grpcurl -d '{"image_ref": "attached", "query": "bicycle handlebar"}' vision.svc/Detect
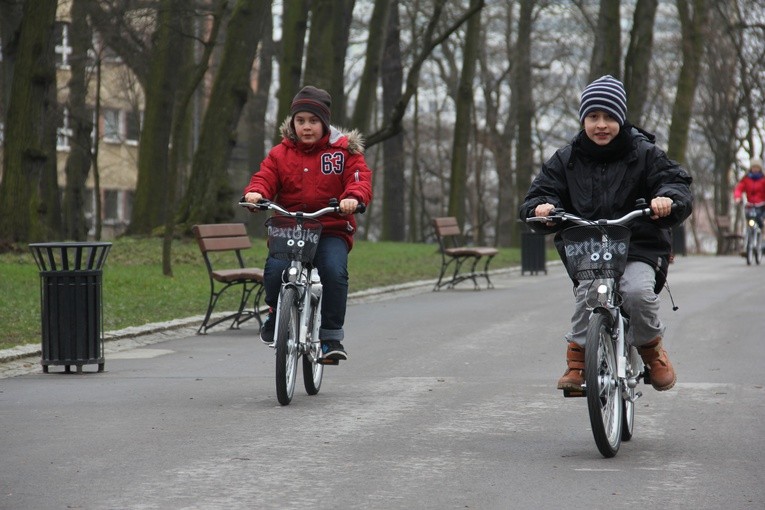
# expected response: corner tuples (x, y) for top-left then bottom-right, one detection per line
(526, 207), (654, 227)
(238, 199), (366, 218)
(526, 199), (681, 227)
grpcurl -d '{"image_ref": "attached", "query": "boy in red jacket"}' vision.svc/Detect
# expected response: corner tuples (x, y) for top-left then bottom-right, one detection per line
(734, 158), (765, 229)
(243, 86), (373, 361)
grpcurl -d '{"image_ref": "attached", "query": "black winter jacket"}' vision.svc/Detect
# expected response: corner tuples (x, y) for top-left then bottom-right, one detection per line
(519, 126), (693, 289)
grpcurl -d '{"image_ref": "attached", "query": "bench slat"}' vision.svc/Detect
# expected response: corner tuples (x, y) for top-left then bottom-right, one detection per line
(193, 223), (247, 238)
(198, 236), (252, 252)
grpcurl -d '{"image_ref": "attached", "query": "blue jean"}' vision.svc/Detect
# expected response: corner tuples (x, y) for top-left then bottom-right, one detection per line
(263, 235), (349, 342)
(564, 260), (665, 348)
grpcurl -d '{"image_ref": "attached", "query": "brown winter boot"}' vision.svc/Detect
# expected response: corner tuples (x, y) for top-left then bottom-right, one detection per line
(557, 342), (585, 395)
(638, 337), (676, 391)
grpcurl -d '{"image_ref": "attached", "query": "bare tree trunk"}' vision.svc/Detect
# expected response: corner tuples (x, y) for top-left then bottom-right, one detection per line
(92, 56), (103, 240)
(409, 88), (422, 242)
(162, 0), (227, 276)
(485, 1), (516, 248)
(350, 0), (391, 132)
(0, 0), (24, 117)
(177, 0), (268, 230)
(273, 0), (308, 142)
(128, 0), (186, 235)
(623, 0), (657, 125)
(512, 0), (534, 249)
(249, 2), (273, 167)
(303, 0), (354, 125)
(381, 2), (405, 241)
(447, 0), (483, 228)
(588, 0), (621, 80)
(667, 0), (710, 165)
(0, 0), (59, 246)
(62, 0), (94, 241)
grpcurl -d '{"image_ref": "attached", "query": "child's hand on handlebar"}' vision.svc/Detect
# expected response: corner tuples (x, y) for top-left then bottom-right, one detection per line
(339, 198), (359, 215)
(244, 192), (263, 204)
(534, 203), (557, 226)
(650, 197), (673, 219)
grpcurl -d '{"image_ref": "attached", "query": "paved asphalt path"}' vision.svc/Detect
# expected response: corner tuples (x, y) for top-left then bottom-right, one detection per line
(1, 256), (763, 510)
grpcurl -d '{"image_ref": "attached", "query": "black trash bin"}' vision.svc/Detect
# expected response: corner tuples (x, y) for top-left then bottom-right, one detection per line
(29, 242), (112, 373)
(521, 231), (547, 275)
(672, 224), (687, 257)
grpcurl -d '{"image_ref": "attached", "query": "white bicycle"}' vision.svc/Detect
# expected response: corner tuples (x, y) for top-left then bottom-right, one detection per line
(240, 199), (363, 405)
(527, 203), (667, 457)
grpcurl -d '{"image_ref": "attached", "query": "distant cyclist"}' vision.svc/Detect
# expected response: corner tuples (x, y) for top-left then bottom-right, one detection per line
(519, 75), (693, 393)
(733, 158), (765, 228)
(243, 86), (373, 361)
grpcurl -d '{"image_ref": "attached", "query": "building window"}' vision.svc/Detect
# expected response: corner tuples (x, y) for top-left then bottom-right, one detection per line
(102, 109), (120, 143)
(57, 108), (73, 150)
(104, 189), (120, 221)
(125, 110), (141, 144)
(54, 22), (72, 68)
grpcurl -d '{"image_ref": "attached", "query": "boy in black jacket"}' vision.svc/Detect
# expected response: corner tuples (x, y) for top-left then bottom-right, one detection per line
(519, 75), (693, 393)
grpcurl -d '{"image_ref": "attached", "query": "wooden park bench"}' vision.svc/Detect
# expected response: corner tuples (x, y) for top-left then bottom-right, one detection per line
(192, 223), (265, 334)
(716, 215), (744, 255)
(432, 217), (498, 291)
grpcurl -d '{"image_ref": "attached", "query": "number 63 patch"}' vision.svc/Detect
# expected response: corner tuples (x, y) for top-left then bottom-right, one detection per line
(321, 152), (345, 174)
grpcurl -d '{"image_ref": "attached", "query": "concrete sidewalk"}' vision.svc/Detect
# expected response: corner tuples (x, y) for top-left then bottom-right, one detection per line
(1, 268), (523, 378)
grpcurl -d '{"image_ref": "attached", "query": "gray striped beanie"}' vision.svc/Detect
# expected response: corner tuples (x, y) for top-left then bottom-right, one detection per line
(578, 75), (627, 126)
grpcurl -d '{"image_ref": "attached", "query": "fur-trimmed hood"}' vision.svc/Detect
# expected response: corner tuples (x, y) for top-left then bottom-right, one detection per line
(279, 117), (366, 155)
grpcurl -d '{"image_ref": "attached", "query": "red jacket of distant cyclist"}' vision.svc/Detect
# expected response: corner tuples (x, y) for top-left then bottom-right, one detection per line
(244, 119), (373, 250)
(733, 171), (765, 205)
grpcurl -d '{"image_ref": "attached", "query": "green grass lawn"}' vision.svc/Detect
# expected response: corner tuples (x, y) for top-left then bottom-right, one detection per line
(0, 237), (549, 350)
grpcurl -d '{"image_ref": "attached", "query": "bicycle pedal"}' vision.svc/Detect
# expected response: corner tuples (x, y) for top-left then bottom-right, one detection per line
(562, 389), (585, 398)
(318, 358), (339, 366)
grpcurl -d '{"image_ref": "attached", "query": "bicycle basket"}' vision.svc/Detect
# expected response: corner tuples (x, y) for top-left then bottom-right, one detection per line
(265, 215), (323, 262)
(559, 224), (631, 280)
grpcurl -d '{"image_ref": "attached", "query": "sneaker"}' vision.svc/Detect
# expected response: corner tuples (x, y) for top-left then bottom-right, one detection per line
(260, 309), (275, 344)
(321, 341), (347, 361)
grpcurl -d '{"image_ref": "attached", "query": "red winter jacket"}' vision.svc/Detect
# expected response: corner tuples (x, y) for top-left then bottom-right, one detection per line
(244, 119), (373, 250)
(733, 172), (765, 205)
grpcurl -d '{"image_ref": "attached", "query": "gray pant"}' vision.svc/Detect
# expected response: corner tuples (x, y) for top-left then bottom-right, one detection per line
(564, 260), (665, 348)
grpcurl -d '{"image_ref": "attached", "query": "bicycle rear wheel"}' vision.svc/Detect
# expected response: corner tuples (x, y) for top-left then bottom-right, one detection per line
(303, 291), (323, 395)
(585, 313), (623, 458)
(275, 287), (299, 405)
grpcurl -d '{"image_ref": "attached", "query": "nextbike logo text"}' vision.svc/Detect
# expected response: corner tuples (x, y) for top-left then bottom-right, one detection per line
(565, 239), (628, 262)
(268, 225), (320, 245)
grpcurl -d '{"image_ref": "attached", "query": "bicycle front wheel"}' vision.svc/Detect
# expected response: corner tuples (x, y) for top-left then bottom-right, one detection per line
(585, 313), (623, 458)
(621, 346), (640, 442)
(275, 287), (299, 405)
(754, 229), (762, 265)
(746, 228), (754, 265)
